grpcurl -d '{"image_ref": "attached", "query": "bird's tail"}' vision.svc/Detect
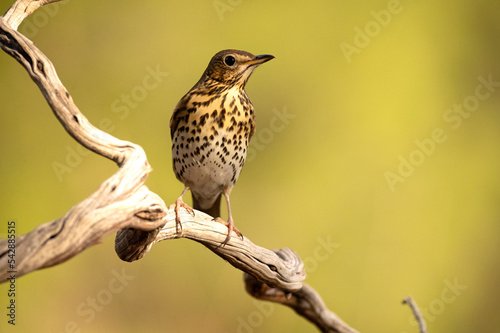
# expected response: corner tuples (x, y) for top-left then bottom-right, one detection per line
(192, 192), (221, 218)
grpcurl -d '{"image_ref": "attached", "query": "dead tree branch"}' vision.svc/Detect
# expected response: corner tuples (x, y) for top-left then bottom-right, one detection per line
(0, 1), (359, 332)
(116, 207), (358, 333)
(0, 0), (168, 280)
(244, 274), (359, 333)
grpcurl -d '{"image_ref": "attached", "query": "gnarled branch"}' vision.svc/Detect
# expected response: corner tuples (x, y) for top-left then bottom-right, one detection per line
(0, 1), (359, 332)
(116, 208), (358, 333)
(0, 1), (168, 280)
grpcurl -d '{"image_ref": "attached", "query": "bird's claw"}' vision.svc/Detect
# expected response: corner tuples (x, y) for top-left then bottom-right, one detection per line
(213, 217), (243, 246)
(174, 198), (194, 235)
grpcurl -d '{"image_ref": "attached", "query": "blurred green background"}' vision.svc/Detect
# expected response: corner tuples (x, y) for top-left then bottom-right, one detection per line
(1, 0), (499, 332)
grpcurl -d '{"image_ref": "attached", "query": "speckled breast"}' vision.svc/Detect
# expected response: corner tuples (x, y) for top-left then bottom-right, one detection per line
(172, 87), (255, 198)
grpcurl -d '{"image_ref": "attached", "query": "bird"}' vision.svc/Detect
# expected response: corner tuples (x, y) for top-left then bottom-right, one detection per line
(170, 49), (274, 245)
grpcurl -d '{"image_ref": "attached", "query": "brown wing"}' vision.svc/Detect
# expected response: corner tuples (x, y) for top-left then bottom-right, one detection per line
(169, 96), (191, 139)
(247, 104), (256, 140)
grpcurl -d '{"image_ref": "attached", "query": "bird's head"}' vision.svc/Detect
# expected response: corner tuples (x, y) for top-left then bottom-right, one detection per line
(200, 49), (274, 89)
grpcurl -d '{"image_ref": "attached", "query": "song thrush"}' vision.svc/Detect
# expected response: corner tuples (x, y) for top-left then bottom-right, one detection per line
(170, 49), (274, 245)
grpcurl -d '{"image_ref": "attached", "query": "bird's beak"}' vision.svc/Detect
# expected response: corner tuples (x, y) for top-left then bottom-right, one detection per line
(244, 54), (275, 67)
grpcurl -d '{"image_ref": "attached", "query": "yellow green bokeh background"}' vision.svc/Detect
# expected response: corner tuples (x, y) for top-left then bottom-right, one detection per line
(1, 0), (500, 332)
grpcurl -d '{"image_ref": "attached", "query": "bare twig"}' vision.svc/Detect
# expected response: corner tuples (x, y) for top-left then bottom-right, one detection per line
(403, 296), (428, 333)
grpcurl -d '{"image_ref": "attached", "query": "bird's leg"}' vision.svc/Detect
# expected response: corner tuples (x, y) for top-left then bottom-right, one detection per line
(174, 186), (195, 234)
(213, 192), (243, 246)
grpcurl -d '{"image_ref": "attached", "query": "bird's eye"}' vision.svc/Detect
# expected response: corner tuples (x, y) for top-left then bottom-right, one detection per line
(224, 55), (236, 66)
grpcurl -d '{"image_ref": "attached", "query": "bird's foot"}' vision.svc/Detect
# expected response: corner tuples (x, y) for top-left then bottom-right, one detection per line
(213, 217), (243, 246)
(174, 198), (195, 235)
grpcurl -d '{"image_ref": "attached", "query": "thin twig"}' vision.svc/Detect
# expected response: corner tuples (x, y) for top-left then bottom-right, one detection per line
(403, 296), (428, 333)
